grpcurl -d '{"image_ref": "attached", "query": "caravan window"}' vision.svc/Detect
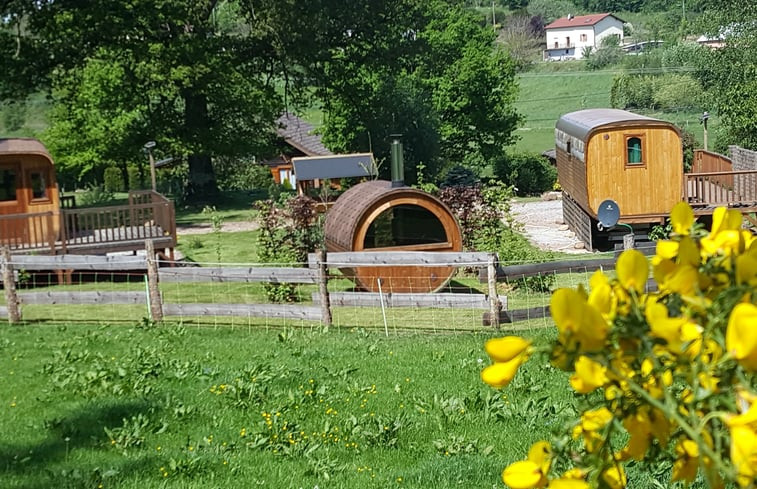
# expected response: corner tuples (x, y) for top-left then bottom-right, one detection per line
(0, 166), (18, 202)
(30, 171), (49, 200)
(626, 136), (644, 166)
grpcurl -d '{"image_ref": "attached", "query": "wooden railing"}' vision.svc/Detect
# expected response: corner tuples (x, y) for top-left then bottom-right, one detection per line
(691, 149), (733, 173)
(0, 211), (57, 252)
(1, 191), (176, 255)
(685, 170), (757, 205)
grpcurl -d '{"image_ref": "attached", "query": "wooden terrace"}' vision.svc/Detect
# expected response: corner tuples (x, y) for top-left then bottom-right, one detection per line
(685, 150), (757, 226)
(0, 190), (176, 258)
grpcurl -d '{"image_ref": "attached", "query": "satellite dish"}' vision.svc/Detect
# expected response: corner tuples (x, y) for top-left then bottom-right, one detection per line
(597, 199), (620, 231)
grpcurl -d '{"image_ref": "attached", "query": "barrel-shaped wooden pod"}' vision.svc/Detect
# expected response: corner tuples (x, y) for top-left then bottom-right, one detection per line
(324, 180), (462, 293)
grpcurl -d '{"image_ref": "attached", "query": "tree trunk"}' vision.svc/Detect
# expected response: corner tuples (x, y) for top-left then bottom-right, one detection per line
(183, 90), (219, 201)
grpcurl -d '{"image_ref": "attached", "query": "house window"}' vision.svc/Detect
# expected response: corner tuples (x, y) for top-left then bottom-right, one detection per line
(29, 170), (48, 200)
(626, 136), (644, 165)
(554, 41), (558, 48)
(0, 167), (18, 202)
(580, 33), (587, 42)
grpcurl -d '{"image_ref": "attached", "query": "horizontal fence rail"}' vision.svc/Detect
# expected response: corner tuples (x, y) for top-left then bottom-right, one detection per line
(1, 244), (630, 329)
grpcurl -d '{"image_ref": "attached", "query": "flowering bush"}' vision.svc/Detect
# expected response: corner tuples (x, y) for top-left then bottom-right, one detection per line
(482, 203), (757, 488)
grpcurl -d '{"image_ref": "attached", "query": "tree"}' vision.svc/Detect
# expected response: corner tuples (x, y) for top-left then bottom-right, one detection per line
(694, 1), (757, 149)
(0, 1), (284, 199)
(286, 0), (522, 183)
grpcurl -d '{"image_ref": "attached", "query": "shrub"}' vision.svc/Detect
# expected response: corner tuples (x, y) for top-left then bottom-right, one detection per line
(254, 195), (322, 302)
(438, 180), (555, 292)
(103, 166), (124, 193)
(127, 165), (141, 190)
(78, 183), (114, 206)
(481, 203), (757, 488)
(492, 152), (557, 196)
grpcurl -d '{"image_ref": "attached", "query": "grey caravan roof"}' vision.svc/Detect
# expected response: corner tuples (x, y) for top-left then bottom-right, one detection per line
(556, 109), (669, 142)
(292, 153), (377, 181)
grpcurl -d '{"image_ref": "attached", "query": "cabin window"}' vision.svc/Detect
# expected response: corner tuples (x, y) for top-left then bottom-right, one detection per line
(364, 204), (447, 248)
(29, 171), (48, 200)
(0, 167), (18, 202)
(626, 136), (644, 166)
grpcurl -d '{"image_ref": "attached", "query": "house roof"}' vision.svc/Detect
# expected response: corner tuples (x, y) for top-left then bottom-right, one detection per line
(0, 138), (53, 162)
(276, 113), (332, 157)
(545, 13), (622, 30)
(292, 153), (377, 181)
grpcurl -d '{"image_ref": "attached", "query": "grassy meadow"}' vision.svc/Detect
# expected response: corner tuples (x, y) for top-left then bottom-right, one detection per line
(1, 322), (573, 489)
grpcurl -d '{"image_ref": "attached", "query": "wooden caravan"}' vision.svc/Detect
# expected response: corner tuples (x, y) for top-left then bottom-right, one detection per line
(0, 138), (177, 258)
(555, 109), (683, 249)
(324, 180), (462, 293)
(0, 138), (61, 247)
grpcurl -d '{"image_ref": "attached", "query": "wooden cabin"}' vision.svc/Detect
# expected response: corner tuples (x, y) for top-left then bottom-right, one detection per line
(556, 109), (757, 249)
(0, 138), (176, 258)
(0, 138), (61, 245)
(556, 109), (684, 248)
(324, 180), (462, 293)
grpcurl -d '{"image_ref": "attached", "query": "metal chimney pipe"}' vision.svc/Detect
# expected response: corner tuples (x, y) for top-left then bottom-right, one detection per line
(390, 134), (405, 187)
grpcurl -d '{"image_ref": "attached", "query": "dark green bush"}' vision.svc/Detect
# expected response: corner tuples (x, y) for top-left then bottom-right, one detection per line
(492, 152), (557, 196)
(103, 166), (124, 193)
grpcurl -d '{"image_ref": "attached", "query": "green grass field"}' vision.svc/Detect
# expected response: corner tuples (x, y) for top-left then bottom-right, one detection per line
(0, 323), (566, 488)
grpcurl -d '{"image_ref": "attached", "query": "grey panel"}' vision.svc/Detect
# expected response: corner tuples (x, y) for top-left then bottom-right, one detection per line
(293, 154), (377, 180)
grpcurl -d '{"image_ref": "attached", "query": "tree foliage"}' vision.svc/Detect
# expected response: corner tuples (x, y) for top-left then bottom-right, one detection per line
(693, 0), (757, 149)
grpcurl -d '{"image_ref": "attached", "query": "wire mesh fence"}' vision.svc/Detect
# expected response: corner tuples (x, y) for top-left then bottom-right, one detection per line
(1, 248), (618, 334)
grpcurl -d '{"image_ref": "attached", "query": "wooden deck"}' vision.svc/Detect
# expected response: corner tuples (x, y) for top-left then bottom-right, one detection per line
(0, 190), (176, 257)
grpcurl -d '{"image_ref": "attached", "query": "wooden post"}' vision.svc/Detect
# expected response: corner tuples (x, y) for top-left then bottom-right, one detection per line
(145, 240), (163, 322)
(487, 253), (501, 329)
(317, 249), (332, 328)
(1, 247), (21, 324)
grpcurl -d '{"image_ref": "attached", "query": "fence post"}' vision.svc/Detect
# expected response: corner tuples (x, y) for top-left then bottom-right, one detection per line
(317, 249), (332, 328)
(1, 247), (21, 324)
(487, 253), (501, 329)
(145, 240), (163, 322)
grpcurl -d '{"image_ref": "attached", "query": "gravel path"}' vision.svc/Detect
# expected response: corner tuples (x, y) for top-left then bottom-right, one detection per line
(510, 195), (588, 254)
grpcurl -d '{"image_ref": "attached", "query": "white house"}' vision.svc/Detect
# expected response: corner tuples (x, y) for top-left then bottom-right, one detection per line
(544, 13), (624, 61)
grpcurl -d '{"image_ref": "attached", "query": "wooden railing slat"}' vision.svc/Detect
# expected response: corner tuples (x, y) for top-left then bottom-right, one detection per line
(162, 303), (321, 321)
(159, 267), (319, 283)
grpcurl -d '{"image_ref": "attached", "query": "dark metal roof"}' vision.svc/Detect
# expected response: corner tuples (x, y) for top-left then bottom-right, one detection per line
(292, 153), (377, 181)
(276, 113), (332, 157)
(556, 109), (672, 142)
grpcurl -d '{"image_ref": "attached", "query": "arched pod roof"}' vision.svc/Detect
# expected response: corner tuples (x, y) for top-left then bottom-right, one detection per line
(324, 180), (461, 252)
(556, 109), (680, 143)
(0, 138), (55, 163)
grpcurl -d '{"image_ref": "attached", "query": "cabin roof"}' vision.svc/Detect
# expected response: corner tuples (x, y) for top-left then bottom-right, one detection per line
(0, 138), (54, 161)
(276, 113), (332, 157)
(556, 109), (674, 142)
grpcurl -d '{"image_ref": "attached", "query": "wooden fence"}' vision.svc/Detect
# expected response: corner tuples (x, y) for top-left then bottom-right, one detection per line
(1, 243), (624, 329)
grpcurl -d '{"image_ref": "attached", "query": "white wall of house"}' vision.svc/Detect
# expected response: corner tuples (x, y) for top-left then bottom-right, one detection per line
(544, 16), (624, 60)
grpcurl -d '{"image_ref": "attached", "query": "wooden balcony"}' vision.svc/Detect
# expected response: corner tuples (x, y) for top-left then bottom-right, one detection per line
(0, 190), (176, 257)
(686, 150), (757, 210)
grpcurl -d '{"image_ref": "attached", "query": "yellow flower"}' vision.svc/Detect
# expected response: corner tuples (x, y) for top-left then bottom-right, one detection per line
(601, 464), (627, 489)
(551, 289), (609, 352)
(485, 336), (531, 363)
(726, 303), (757, 371)
(728, 425), (757, 486)
(736, 253), (757, 285)
(620, 409), (652, 461)
(569, 356), (608, 394)
(527, 441), (552, 475)
(670, 201), (694, 235)
(615, 249), (648, 293)
(481, 355), (526, 389)
(547, 479), (589, 489)
(502, 460), (546, 489)
(572, 407), (613, 453)
(671, 438), (699, 482)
